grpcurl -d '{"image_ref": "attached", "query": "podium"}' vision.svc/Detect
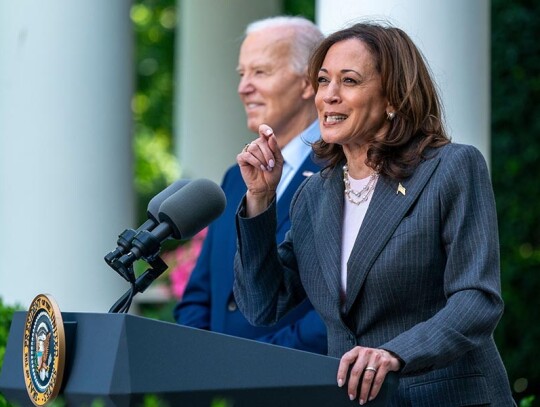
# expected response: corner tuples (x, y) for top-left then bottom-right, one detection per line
(1, 312), (398, 406)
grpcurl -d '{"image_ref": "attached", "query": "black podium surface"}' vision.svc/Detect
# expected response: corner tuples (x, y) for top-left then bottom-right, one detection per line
(0, 312), (398, 406)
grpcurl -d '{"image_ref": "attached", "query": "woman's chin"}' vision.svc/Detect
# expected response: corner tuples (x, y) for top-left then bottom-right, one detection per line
(321, 133), (342, 145)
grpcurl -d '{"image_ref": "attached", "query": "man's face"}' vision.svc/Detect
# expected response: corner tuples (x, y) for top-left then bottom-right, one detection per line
(237, 28), (308, 136)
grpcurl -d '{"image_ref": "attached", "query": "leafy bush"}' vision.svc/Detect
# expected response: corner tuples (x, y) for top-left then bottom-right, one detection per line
(521, 396), (537, 407)
(492, 0), (540, 402)
(0, 297), (20, 407)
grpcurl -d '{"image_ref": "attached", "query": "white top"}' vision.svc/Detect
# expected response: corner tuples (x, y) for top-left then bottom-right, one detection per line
(340, 174), (378, 293)
(276, 120), (319, 200)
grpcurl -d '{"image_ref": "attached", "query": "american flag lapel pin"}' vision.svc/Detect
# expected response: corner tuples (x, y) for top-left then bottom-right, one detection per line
(397, 182), (406, 196)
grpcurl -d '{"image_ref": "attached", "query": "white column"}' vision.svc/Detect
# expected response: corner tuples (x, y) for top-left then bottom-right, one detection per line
(316, 0), (490, 161)
(175, 0), (281, 183)
(0, 0), (134, 312)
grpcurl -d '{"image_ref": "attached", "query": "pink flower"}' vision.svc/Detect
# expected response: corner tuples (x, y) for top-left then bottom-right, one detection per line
(165, 228), (207, 299)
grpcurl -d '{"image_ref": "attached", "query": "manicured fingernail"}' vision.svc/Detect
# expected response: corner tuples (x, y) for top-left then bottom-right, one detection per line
(337, 378), (343, 387)
(349, 394), (354, 401)
(266, 165), (273, 171)
(265, 128), (272, 136)
(359, 399), (365, 405)
(260, 164), (266, 171)
(269, 159), (275, 168)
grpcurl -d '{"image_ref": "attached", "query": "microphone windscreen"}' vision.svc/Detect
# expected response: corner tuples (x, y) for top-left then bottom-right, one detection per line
(158, 178), (226, 240)
(147, 179), (191, 222)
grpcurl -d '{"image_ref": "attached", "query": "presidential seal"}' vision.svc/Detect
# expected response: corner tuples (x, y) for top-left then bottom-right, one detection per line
(23, 294), (66, 406)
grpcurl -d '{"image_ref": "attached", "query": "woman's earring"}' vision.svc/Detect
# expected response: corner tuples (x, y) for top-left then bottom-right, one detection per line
(387, 111), (396, 121)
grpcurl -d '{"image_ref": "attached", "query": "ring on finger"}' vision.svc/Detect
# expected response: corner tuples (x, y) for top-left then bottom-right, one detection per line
(364, 366), (377, 373)
(242, 143), (251, 153)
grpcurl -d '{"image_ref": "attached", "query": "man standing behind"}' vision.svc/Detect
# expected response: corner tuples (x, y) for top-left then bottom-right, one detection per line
(173, 16), (327, 354)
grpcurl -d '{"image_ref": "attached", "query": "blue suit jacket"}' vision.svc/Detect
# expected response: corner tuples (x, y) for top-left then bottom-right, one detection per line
(174, 155), (327, 354)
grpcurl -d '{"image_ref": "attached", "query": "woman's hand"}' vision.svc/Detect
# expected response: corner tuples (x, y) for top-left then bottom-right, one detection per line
(337, 346), (401, 405)
(237, 124), (283, 217)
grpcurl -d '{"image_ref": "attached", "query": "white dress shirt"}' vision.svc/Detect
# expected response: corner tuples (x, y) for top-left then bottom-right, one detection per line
(276, 120), (320, 200)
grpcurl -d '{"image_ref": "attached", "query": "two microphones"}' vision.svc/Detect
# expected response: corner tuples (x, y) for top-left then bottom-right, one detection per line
(104, 178), (226, 312)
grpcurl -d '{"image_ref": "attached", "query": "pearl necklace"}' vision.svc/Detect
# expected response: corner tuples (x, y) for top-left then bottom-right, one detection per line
(342, 164), (378, 205)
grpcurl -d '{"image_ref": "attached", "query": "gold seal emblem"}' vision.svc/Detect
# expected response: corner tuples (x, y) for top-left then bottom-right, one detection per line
(23, 294), (66, 406)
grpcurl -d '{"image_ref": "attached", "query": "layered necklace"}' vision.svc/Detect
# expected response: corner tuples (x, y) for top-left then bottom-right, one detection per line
(342, 164), (379, 205)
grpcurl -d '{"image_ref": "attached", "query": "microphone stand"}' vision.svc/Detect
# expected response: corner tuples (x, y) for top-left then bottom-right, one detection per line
(108, 255), (169, 313)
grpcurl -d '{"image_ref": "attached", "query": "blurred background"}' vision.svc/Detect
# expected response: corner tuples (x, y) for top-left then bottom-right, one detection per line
(0, 0), (538, 404)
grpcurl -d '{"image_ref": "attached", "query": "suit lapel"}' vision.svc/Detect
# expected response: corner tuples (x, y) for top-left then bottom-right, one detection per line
(343, 155), (442, 314)
(311, 166), (344, 301)
(223, 166), (249, 293)
(277, 155), (321, 232)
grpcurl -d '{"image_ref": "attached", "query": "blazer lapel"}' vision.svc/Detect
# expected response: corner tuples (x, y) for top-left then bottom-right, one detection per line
(343, 155), (442, 314)
(311, 166), (344, 302)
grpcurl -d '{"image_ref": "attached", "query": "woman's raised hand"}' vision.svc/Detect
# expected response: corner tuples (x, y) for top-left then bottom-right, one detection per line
(237, 124), (284, 217)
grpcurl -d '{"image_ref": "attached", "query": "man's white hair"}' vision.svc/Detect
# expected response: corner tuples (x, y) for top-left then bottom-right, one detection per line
(245, 16), (324, 74)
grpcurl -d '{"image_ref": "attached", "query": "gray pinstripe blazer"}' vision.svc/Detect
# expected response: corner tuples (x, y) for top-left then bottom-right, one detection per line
(234, 143), (514, 406)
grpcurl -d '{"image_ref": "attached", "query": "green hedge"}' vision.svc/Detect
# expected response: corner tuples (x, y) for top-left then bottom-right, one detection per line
(492, 0), (540, 402)
(0, 298), (19, 407)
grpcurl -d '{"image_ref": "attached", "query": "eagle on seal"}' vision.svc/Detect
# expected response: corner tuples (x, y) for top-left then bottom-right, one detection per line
(35, 331), (51, 381)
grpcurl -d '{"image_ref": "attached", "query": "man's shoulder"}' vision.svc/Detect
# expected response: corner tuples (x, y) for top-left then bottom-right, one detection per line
(220, 163), (247, 196)
(223, 162), (241, 177)
(221, 163), (243, 184)
(300, 152), (323, 172)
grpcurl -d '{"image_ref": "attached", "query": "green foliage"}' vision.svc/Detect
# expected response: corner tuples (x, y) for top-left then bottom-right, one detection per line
(492, 0), (540, 402)
(0, 300), (17, 374)
(140, 394), (169, 407)
(211, 397), (234, 407)
(283, 0), (315, 21)
(136, 299), (177, 324)
(131, 0), (180, 225)
(0, 297), (20, 407)
(521, 395), (536, 407)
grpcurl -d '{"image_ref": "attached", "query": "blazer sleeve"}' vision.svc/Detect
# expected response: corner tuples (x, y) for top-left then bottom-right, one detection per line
(233, 194), (327, 354)
(178, 196), (328, 354)
(381, 145), (504, 375)
(173, 224), (213, 328)
(233, 196), (308, 328)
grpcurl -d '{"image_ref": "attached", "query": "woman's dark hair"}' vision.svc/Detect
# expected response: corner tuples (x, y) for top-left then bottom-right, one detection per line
(308, 22), (450, 179)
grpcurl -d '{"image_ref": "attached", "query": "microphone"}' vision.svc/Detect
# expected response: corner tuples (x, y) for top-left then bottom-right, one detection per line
(147, 179), (191, 223)
(104, 179), (191, 265)
(115, 178), (226, 268)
